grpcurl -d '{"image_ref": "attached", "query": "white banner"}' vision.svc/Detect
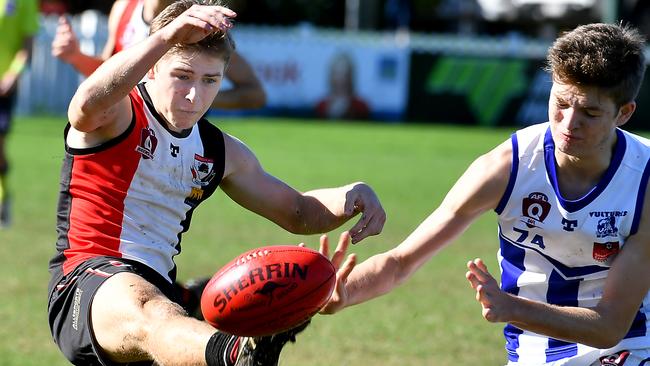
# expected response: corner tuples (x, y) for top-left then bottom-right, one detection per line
(231, 27), (410, 120)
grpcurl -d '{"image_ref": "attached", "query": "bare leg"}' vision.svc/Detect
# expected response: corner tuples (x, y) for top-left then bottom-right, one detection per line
(91, 272), (217, 365)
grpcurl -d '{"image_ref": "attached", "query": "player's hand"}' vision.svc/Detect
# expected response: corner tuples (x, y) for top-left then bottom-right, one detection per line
(318, 232), (356, 315)
(345, 183), (386, 244)
(51, 16), (81, 63)
(466, 258), (514, 323)
(158, 5), (236, 46)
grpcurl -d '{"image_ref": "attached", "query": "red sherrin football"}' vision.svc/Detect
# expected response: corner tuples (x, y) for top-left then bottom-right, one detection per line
(200, 245), (336, 336)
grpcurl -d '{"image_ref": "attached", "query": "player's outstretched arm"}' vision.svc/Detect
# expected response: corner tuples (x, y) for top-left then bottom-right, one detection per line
(52, 1), (148, 77)
(51, 16), (105, 77)
(321, 139), (513, 314)
(214, 51), (266, 109)
(466, 178), (650, 348)
(68, 5), (235, 134)
(219, 133), (385, 243)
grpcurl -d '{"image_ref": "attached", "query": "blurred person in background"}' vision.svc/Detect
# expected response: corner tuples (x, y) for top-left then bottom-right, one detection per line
(315, 52), (370, 120)
(0, 0), (39, 228)
(51, 0), (266, 110)
(322, 23), (650, 365)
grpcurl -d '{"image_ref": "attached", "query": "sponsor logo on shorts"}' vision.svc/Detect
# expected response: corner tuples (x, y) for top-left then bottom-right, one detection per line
(72, 288), (83, 331)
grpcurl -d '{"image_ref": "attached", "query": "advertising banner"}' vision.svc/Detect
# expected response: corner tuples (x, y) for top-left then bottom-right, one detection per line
(407, 52), (549, 126)
(232, 28), (411, 121)
(407, 51), (650, 128)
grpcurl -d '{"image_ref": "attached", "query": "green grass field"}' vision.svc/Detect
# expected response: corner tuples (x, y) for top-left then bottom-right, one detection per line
(0, 115), (516, 365)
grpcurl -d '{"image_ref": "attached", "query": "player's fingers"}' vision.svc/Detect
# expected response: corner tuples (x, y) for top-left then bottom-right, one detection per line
(348, 214), (372, 244)
(187, 6), (233, 32)
(468, 258), (489, 280)
(184, 14), (218, 34)
(330, 231), (351, 268)
(356, 211), (386, 241)
(465, 271), (481, 290)
(336, 254), (357, 283)
(319, 234), (330, 258)
(476, 284), (494, 307)
(213, 5), (237, 18)
(475, 258), (489, 273)
(476, 284), (484, 301)
(59, 15), (74, 32)
(210, 11), (234, 30)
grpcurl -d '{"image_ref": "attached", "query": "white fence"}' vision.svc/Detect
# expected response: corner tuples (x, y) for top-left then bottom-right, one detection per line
(20, 12), (412, 120)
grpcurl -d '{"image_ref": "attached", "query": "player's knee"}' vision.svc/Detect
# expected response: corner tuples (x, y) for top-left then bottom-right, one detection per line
(91, 273), (180, 360)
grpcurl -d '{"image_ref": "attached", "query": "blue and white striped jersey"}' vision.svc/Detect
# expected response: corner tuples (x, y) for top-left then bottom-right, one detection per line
(495, 122), (650, 365)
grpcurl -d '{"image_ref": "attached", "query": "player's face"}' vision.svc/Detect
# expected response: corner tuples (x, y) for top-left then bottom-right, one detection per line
(548, 81), (632, 160)
(148, 50), (225, 132)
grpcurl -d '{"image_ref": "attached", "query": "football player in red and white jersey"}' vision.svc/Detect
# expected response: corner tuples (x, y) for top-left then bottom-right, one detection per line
(47, 2), (385, 365)
(51, 0), (267, 318)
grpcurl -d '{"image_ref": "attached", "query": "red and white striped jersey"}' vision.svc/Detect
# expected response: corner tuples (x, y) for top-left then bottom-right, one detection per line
(50, 83), (225, 283)
(113, 0), (148, 55)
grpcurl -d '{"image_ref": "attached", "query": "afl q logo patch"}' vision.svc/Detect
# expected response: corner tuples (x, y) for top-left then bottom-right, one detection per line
(136, 127), (158, 159)
(521, 192), (551, 228)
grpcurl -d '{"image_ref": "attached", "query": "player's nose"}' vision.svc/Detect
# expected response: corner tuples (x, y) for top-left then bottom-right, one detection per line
(185, 87), (196, 104)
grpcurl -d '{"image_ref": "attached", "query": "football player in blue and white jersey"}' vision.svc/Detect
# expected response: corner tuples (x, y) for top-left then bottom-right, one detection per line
(322, 23), (650, 365)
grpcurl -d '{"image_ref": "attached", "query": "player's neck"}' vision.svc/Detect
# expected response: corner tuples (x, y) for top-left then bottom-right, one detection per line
(554, 150), (613, 200)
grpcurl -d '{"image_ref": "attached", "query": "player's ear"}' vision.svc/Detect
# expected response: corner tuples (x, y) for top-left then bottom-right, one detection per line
(147, 67), (155, 80)
(615, 101), (636, 127)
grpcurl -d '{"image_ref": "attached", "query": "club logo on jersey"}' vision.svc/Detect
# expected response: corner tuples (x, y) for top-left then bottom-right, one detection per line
(191, 154), (216, 186)
(521, 192), (551, 228)
(136, 127), (158, 159)
(592, 241), (620, 263)
(596, 216), (619, 238)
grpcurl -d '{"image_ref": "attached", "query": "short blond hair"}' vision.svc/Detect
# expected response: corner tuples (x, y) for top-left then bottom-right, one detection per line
(149, 0), (235, 64)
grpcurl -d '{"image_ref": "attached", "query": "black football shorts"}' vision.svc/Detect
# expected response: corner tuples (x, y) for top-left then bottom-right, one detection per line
(47, 256), (179, 366)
